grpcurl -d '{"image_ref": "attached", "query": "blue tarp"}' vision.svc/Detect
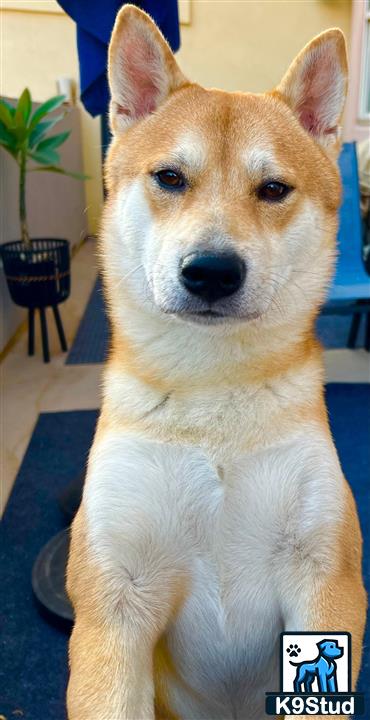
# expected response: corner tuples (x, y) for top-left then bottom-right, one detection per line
(57, 1), (180, 116)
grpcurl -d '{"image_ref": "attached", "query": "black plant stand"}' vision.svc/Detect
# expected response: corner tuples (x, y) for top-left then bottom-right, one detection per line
(28, 305), (68, 363)
(1, 238), (71, 363)
(52, 306), (68, 351)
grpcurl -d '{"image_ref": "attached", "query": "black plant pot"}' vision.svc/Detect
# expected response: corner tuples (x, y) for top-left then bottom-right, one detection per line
(1, 238), (70, 307)
(1, 238), (71, 362)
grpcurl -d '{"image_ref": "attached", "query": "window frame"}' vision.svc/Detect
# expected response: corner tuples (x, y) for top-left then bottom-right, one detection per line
(359, 1), (370, 120)
(344, 0), (370, 141)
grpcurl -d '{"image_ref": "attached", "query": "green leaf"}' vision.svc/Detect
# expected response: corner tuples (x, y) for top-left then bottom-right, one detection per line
(0, 143), (19, 160)
(28, 148), (61, 165)
(0, 101), (14, 129)
(0, 120), (18, 149)
(0, 99), (16, 117)
(36, 130), (70, 152)
(29, 115), (64, 148)
(0, 118), (20, 158)
(31, 165), (89, 180)
(13, 125), (29, 143)
(0, 122), (19, 159)
(15, 88), (32, 126)
(29, 95), (66, 130)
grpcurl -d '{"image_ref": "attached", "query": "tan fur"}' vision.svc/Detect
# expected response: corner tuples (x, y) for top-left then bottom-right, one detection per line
(67, 6), (366, 719)
(295, 483), (367, 720)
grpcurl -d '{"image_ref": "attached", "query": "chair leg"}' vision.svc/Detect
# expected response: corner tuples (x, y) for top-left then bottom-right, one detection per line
(365, 313), (370, 352)
(28, 308), (35, 356)
(52, 305), (68, 352)
(39, 307), (50, 363)
(347, 312), (361, 349)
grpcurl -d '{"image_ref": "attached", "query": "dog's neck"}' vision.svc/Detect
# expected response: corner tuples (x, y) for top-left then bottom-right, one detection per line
(107, 294), (321, 389)
(101, 297), (326, 455)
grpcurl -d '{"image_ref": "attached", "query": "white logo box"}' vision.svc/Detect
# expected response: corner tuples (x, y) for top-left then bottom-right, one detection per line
(281, 632), (351, 693)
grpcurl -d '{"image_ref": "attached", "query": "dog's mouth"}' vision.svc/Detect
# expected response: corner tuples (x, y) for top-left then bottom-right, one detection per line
(151, 284), (266, 326)
(169, 308), (262, 325)
(182, 309), (227, 324)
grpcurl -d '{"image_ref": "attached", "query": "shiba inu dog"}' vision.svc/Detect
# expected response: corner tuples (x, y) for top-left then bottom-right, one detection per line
(67, 6), (366, 719)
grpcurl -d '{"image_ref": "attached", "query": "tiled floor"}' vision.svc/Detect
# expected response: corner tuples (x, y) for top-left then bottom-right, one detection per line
(1, 238), (102, 515)
(323, 347), (370, 383)
(1, 236), (369, 515)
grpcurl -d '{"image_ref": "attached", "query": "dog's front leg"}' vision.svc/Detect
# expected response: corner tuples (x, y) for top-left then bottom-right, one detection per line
(278, 480), (366, 719)
(281, 485), (366, 687)
(66, 432), (189, 720)
(67, 590), (155, 720)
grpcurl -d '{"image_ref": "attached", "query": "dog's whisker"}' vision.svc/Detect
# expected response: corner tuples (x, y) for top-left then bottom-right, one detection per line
(116, 263), (144, 288)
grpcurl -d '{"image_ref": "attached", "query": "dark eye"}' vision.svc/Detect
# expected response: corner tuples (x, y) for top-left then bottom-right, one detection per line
(155, 169), (186, 190)
(258, 181), (292, 202)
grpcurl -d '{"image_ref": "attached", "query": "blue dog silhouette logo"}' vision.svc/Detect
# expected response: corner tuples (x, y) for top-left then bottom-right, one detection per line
(288, 638), (344, 693)
(265, 633), (365, 716)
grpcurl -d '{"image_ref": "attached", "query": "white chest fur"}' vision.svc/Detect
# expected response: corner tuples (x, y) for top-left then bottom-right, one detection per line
(84, 427), (344, 718)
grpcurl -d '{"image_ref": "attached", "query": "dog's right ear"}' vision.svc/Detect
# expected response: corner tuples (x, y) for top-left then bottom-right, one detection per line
(108, 4), (188, 134)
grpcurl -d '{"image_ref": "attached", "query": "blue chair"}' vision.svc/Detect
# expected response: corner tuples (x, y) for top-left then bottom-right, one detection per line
(323, 142), (370, 350)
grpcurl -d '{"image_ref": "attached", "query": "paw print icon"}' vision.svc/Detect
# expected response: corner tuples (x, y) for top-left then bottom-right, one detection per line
(286, 643), (301, 658)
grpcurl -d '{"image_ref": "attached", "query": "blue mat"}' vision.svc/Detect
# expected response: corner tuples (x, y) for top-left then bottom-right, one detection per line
(66, 277), (367, 364)
(1, 385), (369, 719)
(66, 277), (109, 365)
(0, 410), (98, 720)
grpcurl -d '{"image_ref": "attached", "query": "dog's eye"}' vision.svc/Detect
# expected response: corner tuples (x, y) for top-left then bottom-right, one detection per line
(155, 169), (186, 191)
(258, 181), (292, 202)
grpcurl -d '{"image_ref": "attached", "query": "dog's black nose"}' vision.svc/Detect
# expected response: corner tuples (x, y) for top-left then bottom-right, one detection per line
(180, 252), (246, 302)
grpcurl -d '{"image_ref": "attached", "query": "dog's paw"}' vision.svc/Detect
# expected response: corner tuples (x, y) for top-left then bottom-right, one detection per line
(286, 643), (301, 658)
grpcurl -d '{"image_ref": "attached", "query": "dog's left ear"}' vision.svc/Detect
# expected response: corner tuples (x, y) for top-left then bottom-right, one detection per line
(108, 4), (188, 134)
(275, 29), (348, 153)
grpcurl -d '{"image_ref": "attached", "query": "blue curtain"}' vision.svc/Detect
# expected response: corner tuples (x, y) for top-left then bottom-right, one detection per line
(57, 1), (180, 117)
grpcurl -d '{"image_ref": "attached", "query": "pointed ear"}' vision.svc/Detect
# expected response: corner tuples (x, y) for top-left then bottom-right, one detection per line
(108, 4), (187, 133)
(275, 29), (348, 151)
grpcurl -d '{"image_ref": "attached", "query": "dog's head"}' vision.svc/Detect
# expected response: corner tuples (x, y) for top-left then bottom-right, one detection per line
(317, 639), (344, 660)
(103, 5), (347, 330)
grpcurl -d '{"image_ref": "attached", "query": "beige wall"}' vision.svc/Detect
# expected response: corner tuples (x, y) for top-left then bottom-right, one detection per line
(2, 8), (103, 235)
(1, 0), (353, 236)
(178, 0), (352, 92)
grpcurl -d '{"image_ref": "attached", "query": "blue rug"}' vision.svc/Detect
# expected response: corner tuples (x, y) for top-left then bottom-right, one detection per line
(66, 277), (366, 364)
(0, 410), (98, 720)
(1, 385), (369, 719)
(66, 277), (110, 365)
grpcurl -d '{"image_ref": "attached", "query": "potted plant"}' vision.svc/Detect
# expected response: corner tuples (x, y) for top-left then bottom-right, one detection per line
(0, 88), (86, 362)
